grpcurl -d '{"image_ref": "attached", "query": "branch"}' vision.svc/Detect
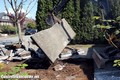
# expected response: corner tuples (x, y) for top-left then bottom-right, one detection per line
(14, 0), (17, 11)
(104, 32), (118, 49)
(4, 0), (15, 22)
(25, 0), (37, 15)
(19, 4), (23, 15)
(19, 0), (37, 21)
(17, 0), (24, 11)
(4, 0), (9, 14)
(7, 0), (15, 12)
(18, 0), (27, 13)
(26, 0), (34, 13)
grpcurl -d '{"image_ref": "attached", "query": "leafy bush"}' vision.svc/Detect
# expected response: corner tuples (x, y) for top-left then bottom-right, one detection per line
(1, 25), (16, 34)
(27, 22), (36, 29)
(116, 16), (120, 21)
(113, 60), (120, 67)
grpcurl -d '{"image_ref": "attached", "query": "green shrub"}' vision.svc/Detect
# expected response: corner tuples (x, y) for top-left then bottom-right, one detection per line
(1, 25), (16, 34)
(27, 22), (36, 29)
(113, 60), (120, 67)
(116, 16), (120, 21)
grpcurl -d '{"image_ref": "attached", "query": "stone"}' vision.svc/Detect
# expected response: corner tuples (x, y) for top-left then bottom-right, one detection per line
(77, 48), (85, 55)
(60, 51), (72, 59)
(53, 64), (65, 71)
(31, 18), (76, 62)
(0, 56), (8, 60)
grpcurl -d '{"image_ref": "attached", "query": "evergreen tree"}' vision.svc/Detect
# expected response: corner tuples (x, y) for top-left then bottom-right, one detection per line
(80, 0), (93, 43)
(80, 0), (103, 43)
(61, 0), (81, 43)
(109, 0), (120, 19)
(35, 0), (105, 44)
(36, 0), (53, 31)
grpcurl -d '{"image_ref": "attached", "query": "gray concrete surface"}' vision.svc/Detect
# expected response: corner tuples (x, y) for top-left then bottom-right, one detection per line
(94, 62), (120, 80)
(0, 35), (31, 45)
(31, 19), (76, 62)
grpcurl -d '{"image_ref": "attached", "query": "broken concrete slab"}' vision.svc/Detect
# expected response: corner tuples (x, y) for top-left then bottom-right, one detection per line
(31, 18), (76, 62)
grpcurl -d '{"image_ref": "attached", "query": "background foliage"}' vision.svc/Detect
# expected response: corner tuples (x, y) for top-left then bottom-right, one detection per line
(0, 25), (16, 34)
(36, 0), (120, 44)
(27, 22), (36, 29)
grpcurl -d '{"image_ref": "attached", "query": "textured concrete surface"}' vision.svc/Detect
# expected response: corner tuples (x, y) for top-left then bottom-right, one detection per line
(94, 62), (120, 80)
(31, 19), (76, 62)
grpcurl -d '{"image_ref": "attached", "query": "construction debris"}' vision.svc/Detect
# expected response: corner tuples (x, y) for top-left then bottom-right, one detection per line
(31, 18), (76, 62)
(0, 43), (32, 63)
(53, 64), (65, 71)
(59, 47), (75, 59)
(77, 48), (85, 55)
(0, 18), (76, 67)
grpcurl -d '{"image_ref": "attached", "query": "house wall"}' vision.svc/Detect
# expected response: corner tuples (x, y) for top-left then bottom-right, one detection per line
(0, 13), (13, 26)
(0, 21), (13, 26)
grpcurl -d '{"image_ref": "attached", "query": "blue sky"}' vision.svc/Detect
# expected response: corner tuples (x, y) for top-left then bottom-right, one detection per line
(0, 0), (37, 19)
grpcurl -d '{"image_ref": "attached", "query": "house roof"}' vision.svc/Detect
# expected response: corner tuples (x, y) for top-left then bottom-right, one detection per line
(0, 12), (6, 19)
(0, 12), (12, 22)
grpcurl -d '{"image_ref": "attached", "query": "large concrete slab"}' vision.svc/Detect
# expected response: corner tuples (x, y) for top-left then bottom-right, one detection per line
(31, 18), (76, 62)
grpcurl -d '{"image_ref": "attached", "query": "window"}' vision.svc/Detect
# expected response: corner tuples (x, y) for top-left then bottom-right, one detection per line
(2, 16), (9, 20)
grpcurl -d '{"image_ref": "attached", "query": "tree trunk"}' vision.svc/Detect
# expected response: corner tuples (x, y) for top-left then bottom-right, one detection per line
(16, 21), (23, 44)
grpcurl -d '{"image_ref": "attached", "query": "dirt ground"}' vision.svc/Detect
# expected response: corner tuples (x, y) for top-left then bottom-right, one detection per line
(0, 58), (94, 80)
(0, 44), (96, 80)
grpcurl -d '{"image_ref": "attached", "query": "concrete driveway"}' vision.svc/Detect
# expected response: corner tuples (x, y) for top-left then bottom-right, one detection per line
(0, 35), (31, 45)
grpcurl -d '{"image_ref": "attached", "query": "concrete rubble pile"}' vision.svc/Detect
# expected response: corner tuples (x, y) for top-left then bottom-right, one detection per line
(0, 44), (32, 63)
(0, 18), (86, 65)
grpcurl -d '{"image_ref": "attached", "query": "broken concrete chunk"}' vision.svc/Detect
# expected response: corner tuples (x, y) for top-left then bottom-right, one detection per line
(60, 51), (72, 59)
(0, 45), (5, 48)
(0, 56), (8, 60)
(59, 47), (75, 59)
(53, 64), (65, 71)
(77, 48), (85, 55)
(15, 48), (25, 54)
(31, 18), (76, 62)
